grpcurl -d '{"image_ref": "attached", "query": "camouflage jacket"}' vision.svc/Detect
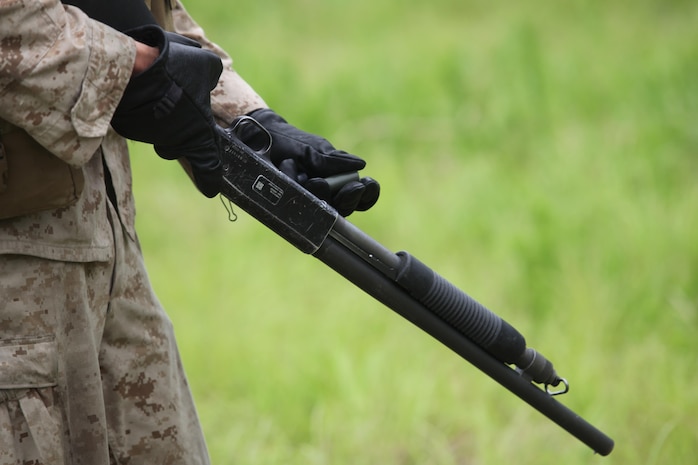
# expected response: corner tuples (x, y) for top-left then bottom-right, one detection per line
(0, 0), (265, 261)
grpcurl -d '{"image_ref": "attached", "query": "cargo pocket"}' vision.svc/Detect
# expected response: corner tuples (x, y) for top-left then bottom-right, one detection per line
(0, 336), (65, 464)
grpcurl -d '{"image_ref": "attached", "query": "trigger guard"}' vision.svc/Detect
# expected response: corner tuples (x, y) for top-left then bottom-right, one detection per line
(230, 115), (272, 156)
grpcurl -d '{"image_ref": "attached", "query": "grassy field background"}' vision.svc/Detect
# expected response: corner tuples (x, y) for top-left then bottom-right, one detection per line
(130, 0), (697, 463)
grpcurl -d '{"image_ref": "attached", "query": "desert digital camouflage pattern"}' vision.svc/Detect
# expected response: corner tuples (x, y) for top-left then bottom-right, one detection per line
(0, 0), (266, 462)
(0, 198), (210, 464)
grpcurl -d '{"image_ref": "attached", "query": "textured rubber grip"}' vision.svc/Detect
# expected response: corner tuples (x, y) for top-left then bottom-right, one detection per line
(395, 251), (526, 364)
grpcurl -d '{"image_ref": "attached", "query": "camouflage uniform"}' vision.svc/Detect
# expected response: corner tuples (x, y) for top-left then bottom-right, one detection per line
(0, 0), (265, 463)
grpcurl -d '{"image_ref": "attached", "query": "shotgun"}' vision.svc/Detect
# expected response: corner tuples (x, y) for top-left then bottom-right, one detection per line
(216, 117), (614, 456)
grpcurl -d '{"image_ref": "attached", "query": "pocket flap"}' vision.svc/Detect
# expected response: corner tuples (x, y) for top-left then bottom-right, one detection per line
(0, 337), (58, 390)
(0, 128), (85, 220)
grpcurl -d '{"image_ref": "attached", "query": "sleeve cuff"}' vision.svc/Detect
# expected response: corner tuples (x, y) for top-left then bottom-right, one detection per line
(0, 3), (136, 166)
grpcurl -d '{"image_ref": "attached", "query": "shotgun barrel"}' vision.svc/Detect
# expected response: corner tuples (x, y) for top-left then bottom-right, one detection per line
(217, 124), (614, 456)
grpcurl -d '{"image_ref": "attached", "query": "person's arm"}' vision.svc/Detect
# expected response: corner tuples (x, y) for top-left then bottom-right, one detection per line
(0, 0), (136, 165)
(171, 0), (267, 124)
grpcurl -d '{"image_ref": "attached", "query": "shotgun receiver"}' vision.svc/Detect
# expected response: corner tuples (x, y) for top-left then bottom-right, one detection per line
(216, 118), (614, 456)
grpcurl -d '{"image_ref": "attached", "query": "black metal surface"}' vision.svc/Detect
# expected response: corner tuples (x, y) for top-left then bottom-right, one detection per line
(313, 236), (614, 456)
(218, 127), (337, 254)
(217, 128), (614, 455)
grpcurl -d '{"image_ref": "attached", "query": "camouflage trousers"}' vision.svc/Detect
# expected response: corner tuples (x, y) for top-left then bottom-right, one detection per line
(0, 200), (210, 465)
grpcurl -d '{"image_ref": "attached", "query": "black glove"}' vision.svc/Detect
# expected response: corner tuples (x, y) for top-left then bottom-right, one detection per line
(111, 25), (223, 197)
(238, 108), (380, 216)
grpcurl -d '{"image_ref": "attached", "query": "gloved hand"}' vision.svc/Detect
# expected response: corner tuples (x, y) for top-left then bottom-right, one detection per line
(238, 108), (380, 216)
(111, 25), (223, 197)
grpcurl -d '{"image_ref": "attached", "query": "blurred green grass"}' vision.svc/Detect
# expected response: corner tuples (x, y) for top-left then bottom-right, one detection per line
(130, 0), (698, 463)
